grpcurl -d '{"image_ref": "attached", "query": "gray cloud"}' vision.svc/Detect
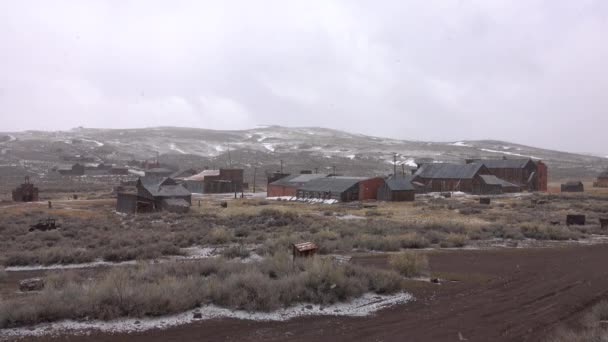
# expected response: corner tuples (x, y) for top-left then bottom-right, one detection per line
(1, 0), (607, 154)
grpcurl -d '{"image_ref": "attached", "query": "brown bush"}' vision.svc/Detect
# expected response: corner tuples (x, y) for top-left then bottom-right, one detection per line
(389, 251), (430, 278)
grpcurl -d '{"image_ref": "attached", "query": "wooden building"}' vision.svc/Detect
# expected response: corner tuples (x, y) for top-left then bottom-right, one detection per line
(267, 173), (328, 197)
(182, 169), (247, 194)
(145, 167), (174, 178)
(116, 177), (191, 214)
(296, 176), (384, 202)
(12, 176), (39, 202)
(58, 163), (85, 176)
(377, 177), (416, 201)
(468, 158), (548, 192)
(561, 181), (584, 193)
(593, 170), (608, 188)
(413, 163), (493, 194)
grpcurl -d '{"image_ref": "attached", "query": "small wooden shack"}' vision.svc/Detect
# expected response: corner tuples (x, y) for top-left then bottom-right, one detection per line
(561, 181), (584, 193)
(12, 176), (39, 202)
(377, 177), (415, 202)
(292, 242), (318, 260)
(593, 171), (608, 188)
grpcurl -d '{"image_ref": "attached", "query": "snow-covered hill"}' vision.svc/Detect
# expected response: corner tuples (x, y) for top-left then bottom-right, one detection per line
(0, 126), (606, 180)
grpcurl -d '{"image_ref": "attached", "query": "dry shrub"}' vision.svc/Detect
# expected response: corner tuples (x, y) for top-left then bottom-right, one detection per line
(389, 251), (429, 278)
(209, 227), (232, 244)
(0, 255), (403, 328)
(440, 233), (467, 248)
(546, 300), (608, 342)
(221, 245), (251, 259)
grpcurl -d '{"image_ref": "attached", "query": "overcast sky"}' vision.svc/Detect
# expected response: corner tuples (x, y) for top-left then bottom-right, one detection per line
(1, 1), (607, 154)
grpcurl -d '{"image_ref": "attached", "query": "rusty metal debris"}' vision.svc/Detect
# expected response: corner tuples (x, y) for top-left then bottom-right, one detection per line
(29, 218), (60, 232)
(292, 242), (318, 259)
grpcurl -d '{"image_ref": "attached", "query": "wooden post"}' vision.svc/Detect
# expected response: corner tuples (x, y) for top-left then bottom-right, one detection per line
(253, 168), (257, 194)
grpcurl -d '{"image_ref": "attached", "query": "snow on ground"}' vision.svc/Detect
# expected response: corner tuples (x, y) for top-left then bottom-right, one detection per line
(262, 143), (275, 152)
(80, 138), (104, 147)
(450, 141), (471, 147)
(168, 143), (187, 154)
(347, 154), (356, 160)
(479, 148), (539, 159)
(0, 292), (413, 339)
(267, 196), (338, 205)
(404, 158), (417, 167)
(4, 259), (137, 272)
(129, 169), (145, 177)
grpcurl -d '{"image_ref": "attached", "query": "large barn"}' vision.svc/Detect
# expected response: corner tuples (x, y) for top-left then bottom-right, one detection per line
(412, 163), (493, 194)
(296, 176), (384, 202)
(468, 158), (548, 192)
(267, 173), (329, 197)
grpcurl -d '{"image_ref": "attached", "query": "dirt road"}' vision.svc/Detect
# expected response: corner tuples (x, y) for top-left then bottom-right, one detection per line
(26, 244), (608, 342)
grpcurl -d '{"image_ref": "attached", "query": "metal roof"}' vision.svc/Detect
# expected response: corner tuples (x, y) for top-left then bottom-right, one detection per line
(384, 176), (415, 191)
(479, 175), (521, 188)
(293, 242), (318, 252)
(298, 177), (365, 193)
(414, 163), (484, 179)
(184, 170), (221, 181)
(270, 173), (328, 187)
(138, 177), (191, 197)
(476, 159), (534, 169)
(146, 167), (173, 173)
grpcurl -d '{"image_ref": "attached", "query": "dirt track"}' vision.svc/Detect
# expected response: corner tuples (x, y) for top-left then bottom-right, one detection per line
(26, 244), (608, 342)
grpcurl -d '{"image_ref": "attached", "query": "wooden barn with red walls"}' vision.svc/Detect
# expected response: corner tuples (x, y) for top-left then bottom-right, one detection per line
(267, 174), (328, 197)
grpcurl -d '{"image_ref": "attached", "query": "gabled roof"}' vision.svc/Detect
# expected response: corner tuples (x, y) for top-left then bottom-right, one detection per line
(184, 170), (221, 181)
(476, 158), (535, 169)
(384, 176), (415, 191)
(298, 177), (365, 193)
(170, 168), (198, 179)
(414, 163), (484, 180)
(138, 177), (191, 197)
(479, 175), (521, 188)
(146, 167), (174, 174)
(270, 173), (329, 187)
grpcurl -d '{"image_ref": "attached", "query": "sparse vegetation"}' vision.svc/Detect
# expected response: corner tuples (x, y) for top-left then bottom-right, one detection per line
(547, 300), (608, 342)
(388, 251), (430, 278)
(0, 254), (403, 328)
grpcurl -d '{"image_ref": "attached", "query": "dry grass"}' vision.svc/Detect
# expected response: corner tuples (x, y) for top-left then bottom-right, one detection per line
(1, 192), (607, 267)
(0, 254), (403, 328)
(546, 300), (608, 341)
(388, 251), (430, 278)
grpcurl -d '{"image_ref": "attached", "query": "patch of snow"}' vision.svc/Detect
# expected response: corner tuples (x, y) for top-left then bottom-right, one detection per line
(5, 259), (137, 272)
(479, 148), (539, 160)
(337, 214), (365, 220)
(257, 135), (268, 142)
(404, 158), (417, 168)
(129, 169), (145, 177)
(7, 135), (16, 142)
(502, 146), (511, 150)
(214, 145), (225, 152)
(262, 143), (275, 152)
(80, 138), (104, 147)
(0, 293), (413, 339)
(168, 143), (187, 154)
(347, 154), (356, 160)
(450, 141), (471, 147)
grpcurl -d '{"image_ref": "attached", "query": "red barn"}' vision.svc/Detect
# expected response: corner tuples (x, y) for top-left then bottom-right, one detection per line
(267, 174), (328, 197)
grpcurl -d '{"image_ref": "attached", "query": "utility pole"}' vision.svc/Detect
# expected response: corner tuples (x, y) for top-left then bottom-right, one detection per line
(228, 146), (232, 168)
(253, 167), (257, 193)
(393, 153), (397, 177)
(314, 167), (318, 174)
(280, 160), (283, 174)
(401, 164), (405, 178)
(332, 165), (336, 176)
